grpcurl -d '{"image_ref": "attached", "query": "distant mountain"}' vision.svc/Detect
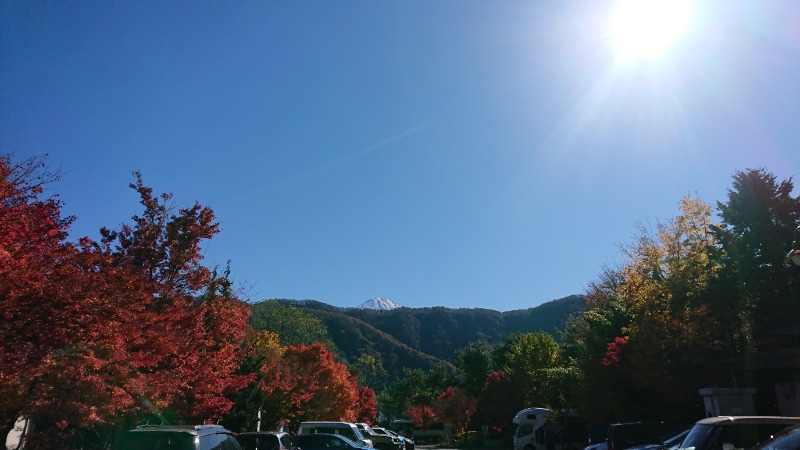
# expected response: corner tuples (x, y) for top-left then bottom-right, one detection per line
(260, 295), (585, 380)
(357, 298), (400, 310)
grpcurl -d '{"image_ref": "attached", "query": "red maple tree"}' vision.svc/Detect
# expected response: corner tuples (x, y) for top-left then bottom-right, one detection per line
(475, 370), (519, 429)
(258, 342), (360, 429)
(407, 404), (438, 432)
(434, 387), (475, 442)
(1, 157), (251, 446)
(354, 385), (378, 424)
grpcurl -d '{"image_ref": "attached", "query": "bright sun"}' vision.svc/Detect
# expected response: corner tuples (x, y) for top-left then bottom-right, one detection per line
(608, 0), (693, 61)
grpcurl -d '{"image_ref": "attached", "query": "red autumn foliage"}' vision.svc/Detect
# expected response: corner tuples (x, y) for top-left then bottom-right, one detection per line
(0, 156), (251, 446)
(475, 370), (519, 429)
(407, 404), (437, 430)
(258, 343), (360, 429)
(354, 385), (378, 424)
(434, 387), (476, 439)
(601, 337), (630, 367)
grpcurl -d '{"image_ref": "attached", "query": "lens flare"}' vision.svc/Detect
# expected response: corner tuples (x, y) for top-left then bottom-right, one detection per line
(608, 0), (693, 61)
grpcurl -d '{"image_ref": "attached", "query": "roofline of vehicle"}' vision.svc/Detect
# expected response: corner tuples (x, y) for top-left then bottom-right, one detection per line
(695, 416), (800, 425)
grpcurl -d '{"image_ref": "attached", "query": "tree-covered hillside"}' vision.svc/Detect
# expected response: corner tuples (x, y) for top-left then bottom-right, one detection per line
(250, 295), (584, 380)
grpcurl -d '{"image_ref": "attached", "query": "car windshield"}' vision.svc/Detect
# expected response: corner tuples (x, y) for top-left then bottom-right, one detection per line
(679, 425), (718, 450)
(662, 431), (690, 450)
(116, 432), (196, 450)
(679, 423), (796, 450)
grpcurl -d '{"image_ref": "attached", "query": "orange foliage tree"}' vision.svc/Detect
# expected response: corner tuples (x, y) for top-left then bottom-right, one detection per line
(257, 342), (365, 429)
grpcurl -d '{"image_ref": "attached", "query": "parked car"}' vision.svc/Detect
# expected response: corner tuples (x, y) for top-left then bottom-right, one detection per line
(355, 423), (403, 450)
(297, 422), (373, 448)
(373, 427), (415, 450)
(678, 416), (800, 450)
(293, 434), (371, 450)
(236, 431), (293, 450)
(114, 424), (241, 450)
(752, 424), (800, 450)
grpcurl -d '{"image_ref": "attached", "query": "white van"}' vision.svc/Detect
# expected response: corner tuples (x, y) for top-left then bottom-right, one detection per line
(297, 421), (374, 448)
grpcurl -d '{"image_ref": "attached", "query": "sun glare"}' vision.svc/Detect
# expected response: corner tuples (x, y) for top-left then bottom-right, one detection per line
(608, 0), (693, 61)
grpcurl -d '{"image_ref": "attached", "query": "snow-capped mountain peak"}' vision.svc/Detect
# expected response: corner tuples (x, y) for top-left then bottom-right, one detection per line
(357, 298), (400, 311)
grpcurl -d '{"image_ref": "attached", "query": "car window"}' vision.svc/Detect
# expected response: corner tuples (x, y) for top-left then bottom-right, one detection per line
(517, 425), (534, 438)
(201, 433), (230, 450)
(314, 428), (337, 435)
(339, 428), (358, 442)
(223, 435), (243, 450)
(324, 436), (350, 448)
(116, 432), (196, 450)
(298, 435), (327, 447)
(715, 424), (793, 450)
(680, 425), (718, 450)
(681, 424), (795, 450)
(280, 435), (293, 450)
(237, 435), (279, 450)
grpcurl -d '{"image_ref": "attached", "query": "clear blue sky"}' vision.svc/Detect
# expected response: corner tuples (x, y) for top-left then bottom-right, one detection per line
(2, 1), (799, 311)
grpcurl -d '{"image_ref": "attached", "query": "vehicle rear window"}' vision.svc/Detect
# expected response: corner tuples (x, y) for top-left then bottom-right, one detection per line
(116, 431), (195, 450)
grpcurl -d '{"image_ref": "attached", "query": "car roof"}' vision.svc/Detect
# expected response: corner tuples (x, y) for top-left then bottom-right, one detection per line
(238, 431), (287, 436)
(295, 433), (349, 440)
(300, 422), (356, 425)
(695, 416), (800, 426)
(128, 424), (232, 436)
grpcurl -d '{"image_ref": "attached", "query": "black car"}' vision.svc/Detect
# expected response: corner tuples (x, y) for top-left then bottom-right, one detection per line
(236, 431), (293, 450)
(115, 424), (242, 450)
(293, 433), (371, 450)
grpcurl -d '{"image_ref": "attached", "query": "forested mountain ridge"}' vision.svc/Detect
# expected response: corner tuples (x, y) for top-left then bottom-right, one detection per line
(301, 305), (446, 379)
(254, 295), (584, 379)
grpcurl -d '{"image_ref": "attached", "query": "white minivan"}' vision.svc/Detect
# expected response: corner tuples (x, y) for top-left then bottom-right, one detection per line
(297, 421), (374, 448)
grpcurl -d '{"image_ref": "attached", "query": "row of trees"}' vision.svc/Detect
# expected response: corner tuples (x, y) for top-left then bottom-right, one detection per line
(3, 152), (797, 446)
(0, 155), (376, 449)
(563, 169), (800, 423)
(374, 331), (576, 436)
(372, 168), (799, 433)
